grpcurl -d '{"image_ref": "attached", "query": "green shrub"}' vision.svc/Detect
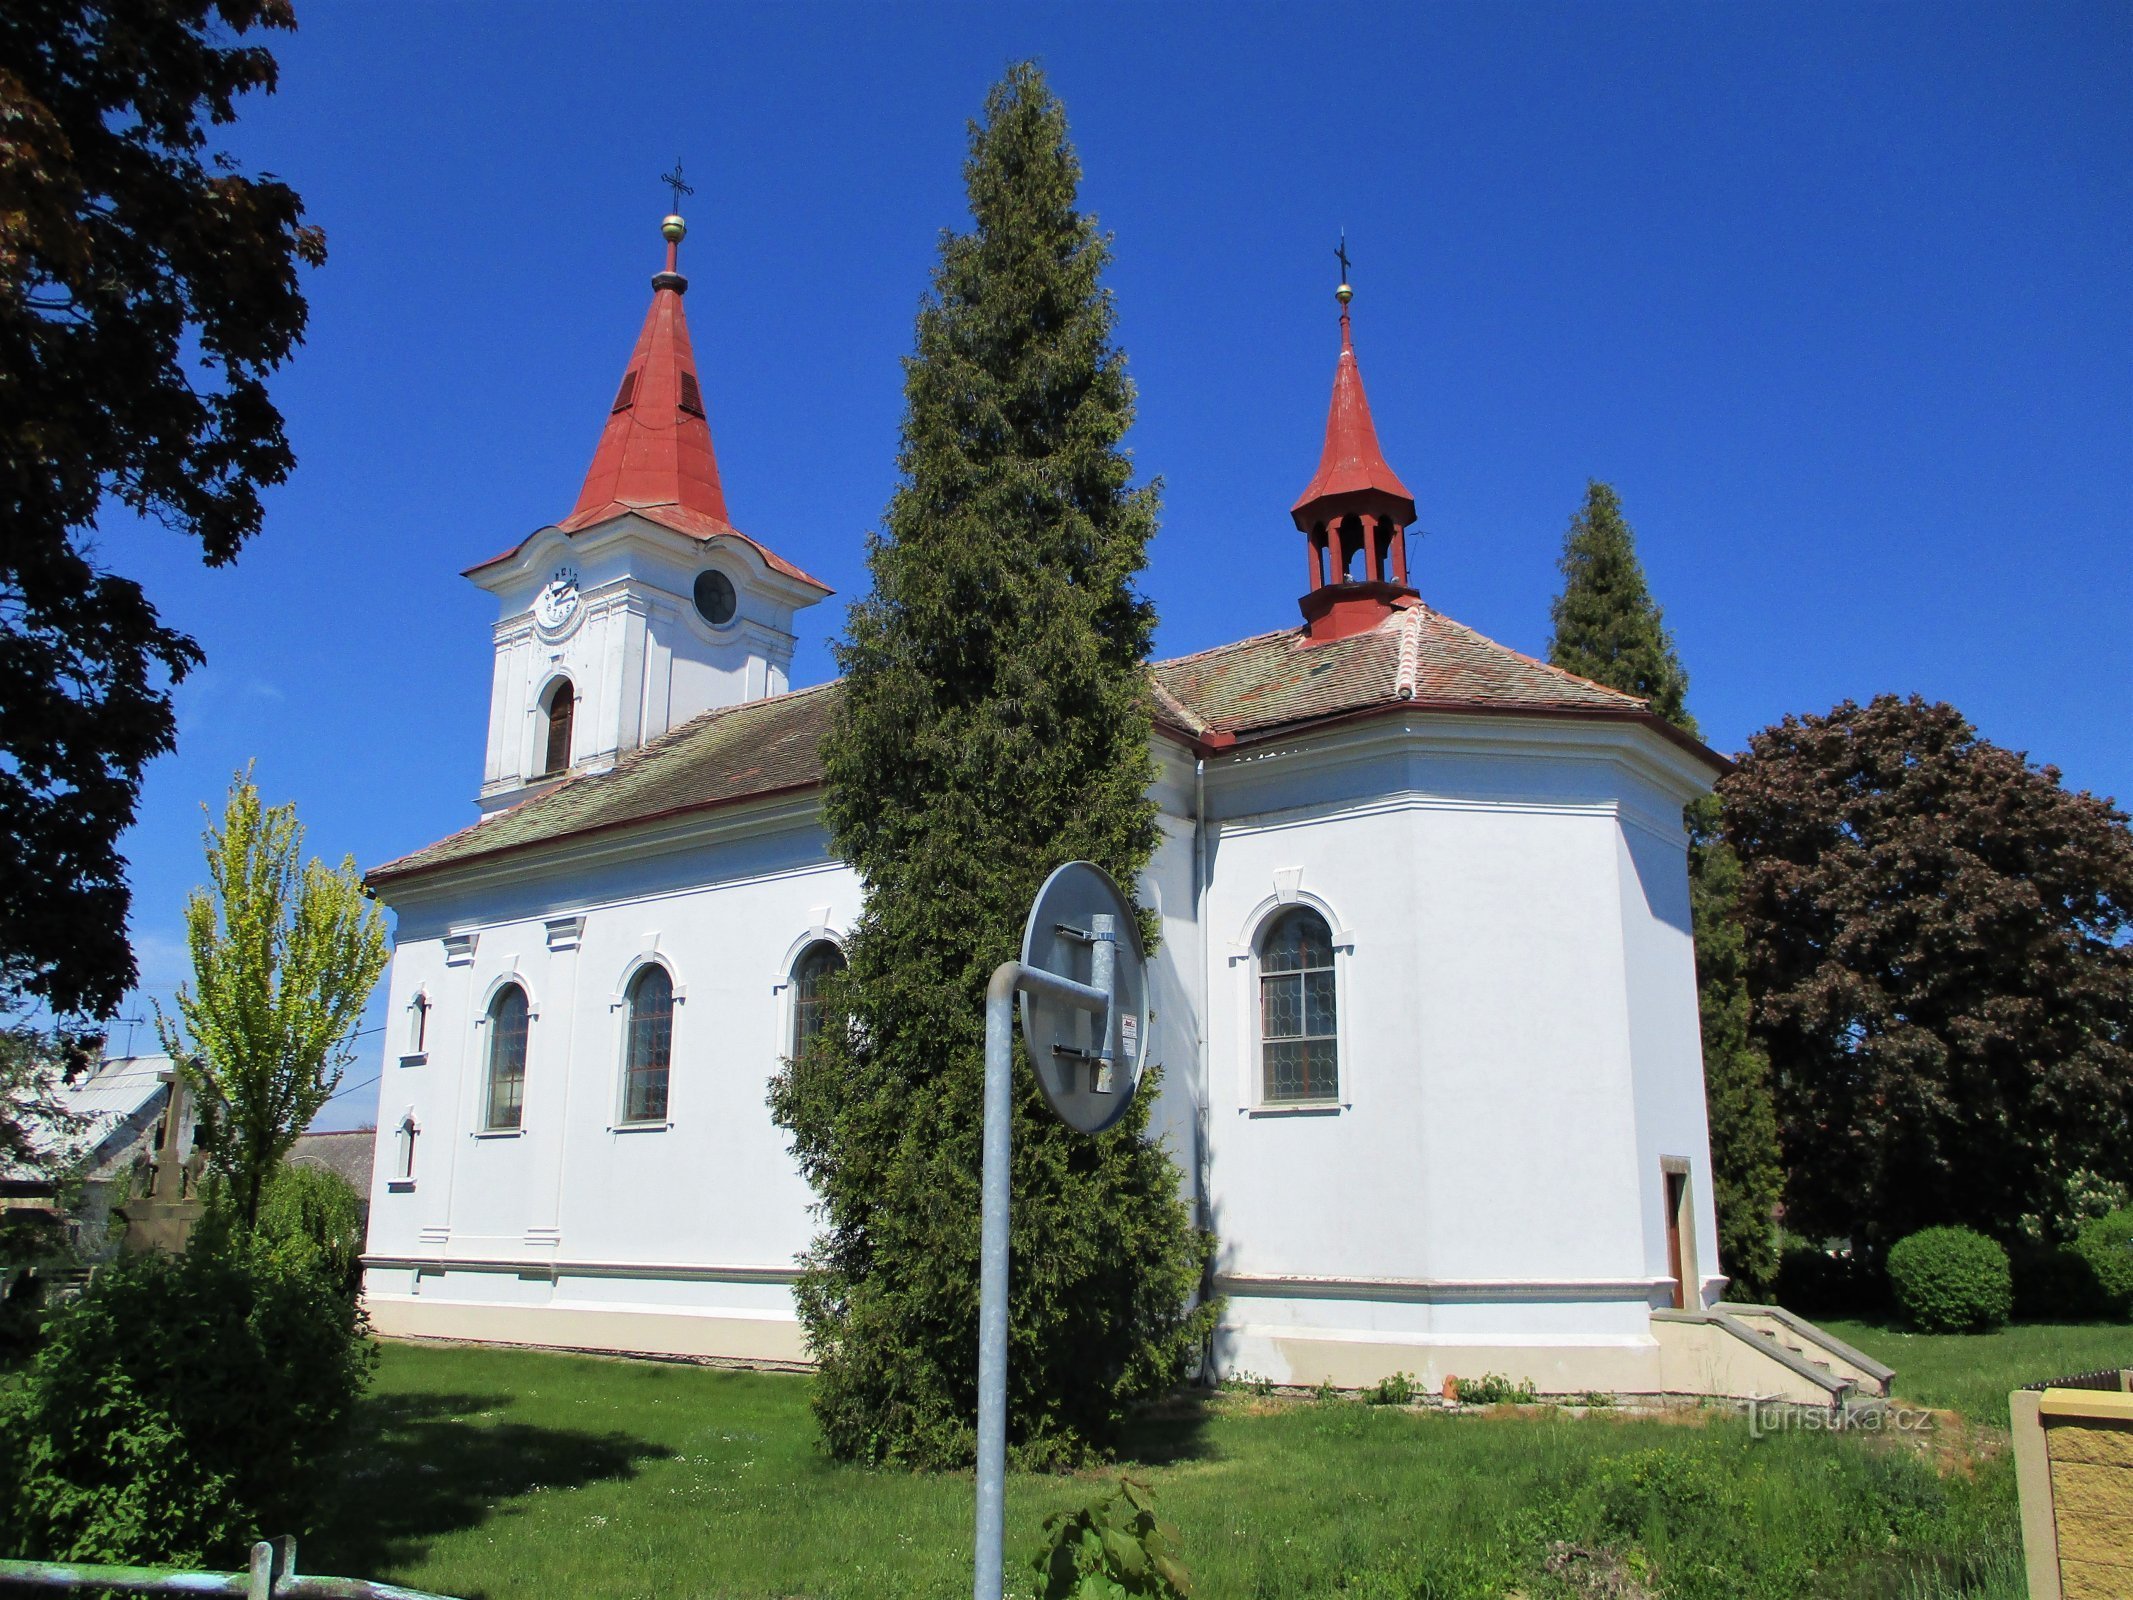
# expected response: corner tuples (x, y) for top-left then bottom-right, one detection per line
(1451, 1372), (1538, 1405)
(2073, 1208), (2133, 1319)
(1032, 1478), (1190, 1598)
(1365, 1371), (1417, 1406)
(1886, 1227), (2012, 1333)
(0, 1210), (74, 1361)
(0, 1224), (375, 1564)
(2009, 1236), (2105, 1321)
(258, 1163), (366, 1297)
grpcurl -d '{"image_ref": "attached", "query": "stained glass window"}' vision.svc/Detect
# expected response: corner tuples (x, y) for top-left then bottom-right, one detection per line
(623, 965), (673, 1123)
(1259, 908), (1338, 1102)
(486, 985), (529, 1129)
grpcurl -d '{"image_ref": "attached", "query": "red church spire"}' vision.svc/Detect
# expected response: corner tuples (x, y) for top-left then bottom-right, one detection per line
(1291, 256), (1420, 642)
(559, 210), (735, 536)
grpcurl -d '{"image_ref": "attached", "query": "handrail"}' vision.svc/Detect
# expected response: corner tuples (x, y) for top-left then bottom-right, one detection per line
(0, 1538), (458, 1600)
(1724, 1303), (1896, 1388)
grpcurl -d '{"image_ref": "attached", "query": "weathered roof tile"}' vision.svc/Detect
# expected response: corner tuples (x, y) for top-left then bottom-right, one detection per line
(368, 608), (1681, 889)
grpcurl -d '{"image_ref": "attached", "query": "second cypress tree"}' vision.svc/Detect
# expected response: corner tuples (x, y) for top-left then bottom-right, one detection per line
(769, 64), (1214, 1469)
(1548, 481), (1783, 1296)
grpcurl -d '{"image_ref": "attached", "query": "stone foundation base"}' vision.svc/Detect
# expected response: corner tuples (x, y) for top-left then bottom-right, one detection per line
(365, 1294), (810, 1366)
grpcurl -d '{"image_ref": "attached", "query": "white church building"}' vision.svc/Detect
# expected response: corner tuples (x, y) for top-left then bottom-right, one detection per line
(360, 212), (1888, 1408)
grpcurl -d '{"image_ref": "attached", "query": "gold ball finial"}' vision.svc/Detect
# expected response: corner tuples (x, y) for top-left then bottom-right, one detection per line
(661, 214), (687, 243)
(1336, 282), (1353, 306)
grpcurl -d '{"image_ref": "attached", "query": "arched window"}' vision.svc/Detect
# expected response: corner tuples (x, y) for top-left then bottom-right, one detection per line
(791, 941), (846, 1057)
(395, 1112), (419, 1182)
(485, 984), (529, 1130)
(408, 991), (429, 1055)
(1259, 907), (1338, 1103)
(541, 681), (574, 776)
(622, 965), (673, 1123)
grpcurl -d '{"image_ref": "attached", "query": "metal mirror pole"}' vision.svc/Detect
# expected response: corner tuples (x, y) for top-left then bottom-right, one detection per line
(973, 957), (1113, 1600)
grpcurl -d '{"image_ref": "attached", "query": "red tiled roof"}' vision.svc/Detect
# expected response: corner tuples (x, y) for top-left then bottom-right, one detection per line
(1156, 605), (1645, 737)
(462, 224), (830, 594)
(367, 608), (1715, 890)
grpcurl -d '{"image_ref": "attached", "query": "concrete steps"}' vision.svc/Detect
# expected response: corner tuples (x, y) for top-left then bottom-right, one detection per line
(1726, 1304), (1895, 1398)
(1651, 1303), (1896, 1408)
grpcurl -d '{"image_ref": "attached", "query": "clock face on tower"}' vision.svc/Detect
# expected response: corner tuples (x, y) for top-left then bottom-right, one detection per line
(534, 565), (581, 632)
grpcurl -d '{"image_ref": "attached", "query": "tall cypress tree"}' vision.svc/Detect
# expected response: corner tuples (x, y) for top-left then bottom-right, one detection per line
(769, 64), (1213, 1469)
(1547, 481), (1783, 1296)
(1549, 482), (1692, 726)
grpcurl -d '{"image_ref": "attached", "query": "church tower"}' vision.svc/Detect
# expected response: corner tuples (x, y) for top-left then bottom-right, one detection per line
(464, 209), (831, 812)
(1291, 269), (1420, 643)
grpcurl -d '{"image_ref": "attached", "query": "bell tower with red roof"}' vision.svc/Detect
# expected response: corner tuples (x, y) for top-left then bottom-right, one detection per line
(464, 203), (831, 812)
(1292, 260), (1420, 643)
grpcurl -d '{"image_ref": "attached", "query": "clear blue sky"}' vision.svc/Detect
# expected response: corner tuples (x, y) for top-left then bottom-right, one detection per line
(102, 2), (2130, 1126)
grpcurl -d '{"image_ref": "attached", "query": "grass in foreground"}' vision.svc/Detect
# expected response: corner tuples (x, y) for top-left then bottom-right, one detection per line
(1823, 1318), (2131, 1426)
(307, 1341), (2021, 1600)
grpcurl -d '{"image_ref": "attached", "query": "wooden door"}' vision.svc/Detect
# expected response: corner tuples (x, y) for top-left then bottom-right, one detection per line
(1665, 1172), (1688, 1310)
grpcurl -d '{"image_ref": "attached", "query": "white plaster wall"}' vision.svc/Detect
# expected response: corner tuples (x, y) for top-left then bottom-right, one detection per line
(1202, 793), (1642, 1290)
(1194, 717), (1713, 1376)
(1615, 817), (1724, 1303)
(369, 710), (1719, 1390)
(366, 810), (859, 1322)
(1142, 813), (1205, 1218)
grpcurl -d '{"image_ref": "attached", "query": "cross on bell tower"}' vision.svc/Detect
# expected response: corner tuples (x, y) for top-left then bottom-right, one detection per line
(1289, 249), (1420, 643)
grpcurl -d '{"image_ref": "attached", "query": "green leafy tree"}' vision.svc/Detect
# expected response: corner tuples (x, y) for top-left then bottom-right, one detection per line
(0, 0), (324, 1025)
(1722, 696), (2133, 1253)
(258, 1162), (366, 1298)
(0, 1222), (374, 1565)
(156, 771), (387, 1228)
(1686, 830), (1784, 1295)
(770, 63), (1213, 1469)
(1547, 480), (1783, 1294)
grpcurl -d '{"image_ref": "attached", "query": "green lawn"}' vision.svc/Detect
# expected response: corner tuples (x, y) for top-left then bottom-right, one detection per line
(1824, 1318), (2132, 1427)
(305, 1341), (2026, 1600)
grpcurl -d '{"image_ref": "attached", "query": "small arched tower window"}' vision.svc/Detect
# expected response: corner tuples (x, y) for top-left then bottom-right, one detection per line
(395, 1112), (419, 1182)
(791, 941), (847, 1058)
(623, 965), (673, 1123)
(485, 984), (529, 1130)
(409, 991), (429, 1055)
(1259, 907), (1338, 1103)
(541, 681), (575, 777)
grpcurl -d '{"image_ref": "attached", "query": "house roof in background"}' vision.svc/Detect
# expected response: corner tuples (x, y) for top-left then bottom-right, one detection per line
(0, 1054), (173, 1183)
(288, 1128), (377, 1196)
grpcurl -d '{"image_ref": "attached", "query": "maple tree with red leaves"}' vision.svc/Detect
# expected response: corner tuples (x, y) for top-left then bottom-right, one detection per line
(1720, 694), (2133, 1253)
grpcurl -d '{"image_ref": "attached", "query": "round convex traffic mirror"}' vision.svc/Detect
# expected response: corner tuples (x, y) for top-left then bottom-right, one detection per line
(1018, 861), (1148, 1134)
(693, 569), (737, 626)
